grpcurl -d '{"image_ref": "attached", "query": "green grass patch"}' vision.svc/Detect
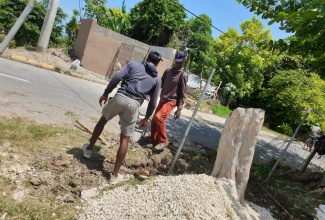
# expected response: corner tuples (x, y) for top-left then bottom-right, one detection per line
(210, 103), (232, 118)
(0, 116), (87, 154)
(0, 194), (75, 220)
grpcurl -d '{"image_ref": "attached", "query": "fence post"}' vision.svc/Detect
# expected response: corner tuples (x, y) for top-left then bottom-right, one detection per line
(169, 68), (215, 174)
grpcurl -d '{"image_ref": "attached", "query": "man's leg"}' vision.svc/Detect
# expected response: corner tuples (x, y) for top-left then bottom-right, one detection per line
(151, 102), (163, 146)
(151, 101), (175, 146)
(87, 116), (108, 151)
(112, 133), (129, 177)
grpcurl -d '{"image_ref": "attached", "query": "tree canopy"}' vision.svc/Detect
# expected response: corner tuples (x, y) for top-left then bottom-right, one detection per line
(126, 0), (187, 46)
(213, 17), (274, 102)
(236, 0), (325, 73)
(0, 0), (66, 47)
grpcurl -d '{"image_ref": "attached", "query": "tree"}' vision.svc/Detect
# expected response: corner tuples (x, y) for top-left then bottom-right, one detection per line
(182, 14), (217, 78)
(126, 0), (186, 46)
(258, 70), (325, 132)
(236, 0), (325, 73)
(213, 17), (274, 105)
(83, 0), (128, 33)
(0, 0), (66, 47)
(65, 9), (80, 54)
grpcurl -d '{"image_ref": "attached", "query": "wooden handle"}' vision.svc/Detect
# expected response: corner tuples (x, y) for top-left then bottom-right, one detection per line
(76, 120), (108, 145)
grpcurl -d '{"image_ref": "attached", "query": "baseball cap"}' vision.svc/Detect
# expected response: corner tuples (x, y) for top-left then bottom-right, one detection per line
(174, 51), (186, 62)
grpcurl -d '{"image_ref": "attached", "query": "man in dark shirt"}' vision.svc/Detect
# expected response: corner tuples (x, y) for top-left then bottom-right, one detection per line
(151, 51), (188, 149)
(82, 51), (162, 184)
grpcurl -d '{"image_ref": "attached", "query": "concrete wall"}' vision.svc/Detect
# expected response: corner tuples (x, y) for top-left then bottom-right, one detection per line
(94, 24), (150, 62)
(74, 19), (175, 77)
(74, 19), (94, 61)
(74, 19), (121, 75)
(149, 46), (176, 60)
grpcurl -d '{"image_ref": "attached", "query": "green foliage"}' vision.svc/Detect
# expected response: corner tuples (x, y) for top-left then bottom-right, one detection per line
(193, 90), (201, 101)
(84, 0), (128, 33)
(210, 102), (232, 118)
(65, 9), (80, 54)
(221, 83), (238, 107)
(126, 0), (186, 46)
(277, 122), (293, 135)
(236, 0), (325, 73)
(0, 34), (15, 48)
(182, 14), (217, 78)
(0, 0), (66, 47)
(259, 70), (325, 132)
(213, 17), (275, 105)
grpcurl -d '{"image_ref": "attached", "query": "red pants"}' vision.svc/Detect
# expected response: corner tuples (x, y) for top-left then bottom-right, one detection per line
(151, 101), (176, 146)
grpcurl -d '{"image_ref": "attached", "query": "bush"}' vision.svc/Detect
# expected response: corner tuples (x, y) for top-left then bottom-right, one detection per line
(210, 103), (232, 118)
(277, 123), (293, 136)
(0, 34), (16, 48)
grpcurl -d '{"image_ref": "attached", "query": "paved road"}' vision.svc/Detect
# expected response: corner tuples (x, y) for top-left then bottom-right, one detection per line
(1, 58), (324, 172)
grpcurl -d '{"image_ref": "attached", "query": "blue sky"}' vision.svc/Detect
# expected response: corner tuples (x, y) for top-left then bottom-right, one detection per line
(59, 0), (292, 40)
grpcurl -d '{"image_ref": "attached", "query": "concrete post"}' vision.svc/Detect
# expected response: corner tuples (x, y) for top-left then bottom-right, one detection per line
(210, 108), (265, 203)
(36, 0), (59, 52)
(0, 0), (35, 55)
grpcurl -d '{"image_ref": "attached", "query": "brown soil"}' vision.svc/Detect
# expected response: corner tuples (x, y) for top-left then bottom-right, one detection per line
(1, 47), (72, 70)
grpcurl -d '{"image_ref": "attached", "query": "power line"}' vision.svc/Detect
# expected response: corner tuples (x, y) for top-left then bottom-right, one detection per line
(169, 0), (314, 88)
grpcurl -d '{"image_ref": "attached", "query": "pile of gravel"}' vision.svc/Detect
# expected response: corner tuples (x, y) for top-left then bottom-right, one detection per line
(79, 174), (274, 220)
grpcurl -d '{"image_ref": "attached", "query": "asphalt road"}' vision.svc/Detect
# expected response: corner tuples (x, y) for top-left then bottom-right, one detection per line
(0, 58), (120, 134)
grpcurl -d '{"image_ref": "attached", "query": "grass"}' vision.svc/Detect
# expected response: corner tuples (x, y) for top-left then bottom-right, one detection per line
(210, 103), (232, 118)
(0, 116), (86, 154)
(0, 194), (75, 220)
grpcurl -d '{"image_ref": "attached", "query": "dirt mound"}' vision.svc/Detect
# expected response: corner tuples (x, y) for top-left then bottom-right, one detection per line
(2, 47), (72, 70)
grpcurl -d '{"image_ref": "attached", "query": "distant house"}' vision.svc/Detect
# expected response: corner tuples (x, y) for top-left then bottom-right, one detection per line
(186, 73), (215, 98)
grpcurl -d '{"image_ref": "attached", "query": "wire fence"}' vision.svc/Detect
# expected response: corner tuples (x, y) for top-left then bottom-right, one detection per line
(254, 135), (325, 173)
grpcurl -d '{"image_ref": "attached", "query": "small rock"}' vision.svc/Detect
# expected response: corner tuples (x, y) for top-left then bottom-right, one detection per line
(81, 188), (99, 199)
(77, 213), (86, 220)
(63, 194), (75, 203)
(30, 177), (42, 186)
(134, 170), (150, 176)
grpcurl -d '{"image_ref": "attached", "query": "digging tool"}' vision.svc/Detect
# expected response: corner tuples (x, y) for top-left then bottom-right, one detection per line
(76, 120), (108, 145)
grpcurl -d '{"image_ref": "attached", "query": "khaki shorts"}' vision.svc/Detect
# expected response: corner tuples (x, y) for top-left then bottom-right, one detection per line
(102, 93), (140, 136)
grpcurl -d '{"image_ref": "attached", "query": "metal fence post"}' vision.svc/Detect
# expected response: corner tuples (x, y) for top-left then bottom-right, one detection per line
(266, 108), (312, 182)
(169, 68), (216, 174)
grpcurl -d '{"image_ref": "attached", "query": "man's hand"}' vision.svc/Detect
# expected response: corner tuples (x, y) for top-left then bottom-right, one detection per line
(174, 109), (181, 120)
(139, 118), (149, 127)
(99, 96), (108, 107)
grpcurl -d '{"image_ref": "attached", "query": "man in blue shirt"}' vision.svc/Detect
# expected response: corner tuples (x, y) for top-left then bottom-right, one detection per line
(82, 51), (162, 184)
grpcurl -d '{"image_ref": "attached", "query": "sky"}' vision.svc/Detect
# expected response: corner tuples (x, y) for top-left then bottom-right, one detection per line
(59, 0), (292, 40)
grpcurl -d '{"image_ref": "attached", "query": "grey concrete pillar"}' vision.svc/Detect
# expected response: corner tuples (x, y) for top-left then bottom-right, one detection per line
(36, 0), (59, 52)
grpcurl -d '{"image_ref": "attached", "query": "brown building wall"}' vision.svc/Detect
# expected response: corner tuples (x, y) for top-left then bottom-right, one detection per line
(82, 33), (121, 75)
(74, 19), (176, 77)
(74, 19), (94, 61)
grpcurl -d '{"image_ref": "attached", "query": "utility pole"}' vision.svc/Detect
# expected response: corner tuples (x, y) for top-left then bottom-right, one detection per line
(36, 0), (60, 52)
(0, 0), (36, 55)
